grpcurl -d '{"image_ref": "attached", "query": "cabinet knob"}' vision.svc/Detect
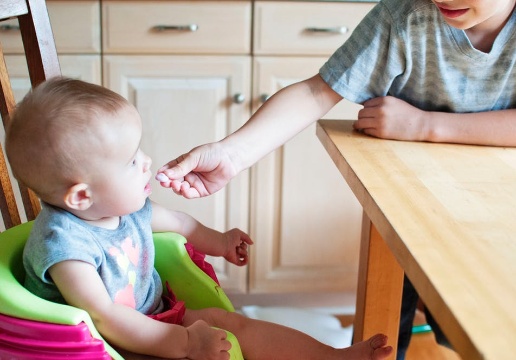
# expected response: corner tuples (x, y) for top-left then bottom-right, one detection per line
(259, 94), (270, 104)
(152, 24), (199, 32)
(233, 93), (246, 104)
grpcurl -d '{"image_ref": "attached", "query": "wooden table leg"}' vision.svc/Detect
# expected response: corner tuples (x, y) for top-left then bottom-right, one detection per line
(353, 213), (404, 360)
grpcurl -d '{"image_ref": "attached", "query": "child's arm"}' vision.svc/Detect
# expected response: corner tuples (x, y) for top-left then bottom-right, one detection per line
(151, 200), (253, 266)
(354, 96), (516, 146)
(49, 260), (231, 359)
(157, 74), (342, 199)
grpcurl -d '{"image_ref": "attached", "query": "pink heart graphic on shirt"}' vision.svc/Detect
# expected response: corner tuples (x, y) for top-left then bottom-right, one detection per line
(121, 237), (139, 266)
(114, 284), (136, 309)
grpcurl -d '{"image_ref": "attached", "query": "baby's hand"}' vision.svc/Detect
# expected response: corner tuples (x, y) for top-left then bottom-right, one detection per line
(223, 228), (253, 266)
(186, 320), (231, 360)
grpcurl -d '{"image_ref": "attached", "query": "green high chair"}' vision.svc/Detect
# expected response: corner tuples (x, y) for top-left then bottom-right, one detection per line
(0, 222), (244, 359)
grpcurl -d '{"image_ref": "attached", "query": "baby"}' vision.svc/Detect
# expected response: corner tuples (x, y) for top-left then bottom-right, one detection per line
(5, 77), (392, 360)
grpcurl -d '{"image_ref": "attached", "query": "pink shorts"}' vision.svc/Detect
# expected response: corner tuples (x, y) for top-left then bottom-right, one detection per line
(147, 282), (186, 325)
(147, 244), (219, 325)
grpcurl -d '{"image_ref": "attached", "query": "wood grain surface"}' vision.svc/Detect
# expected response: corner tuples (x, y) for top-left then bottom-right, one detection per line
(317, 119), (516, 360)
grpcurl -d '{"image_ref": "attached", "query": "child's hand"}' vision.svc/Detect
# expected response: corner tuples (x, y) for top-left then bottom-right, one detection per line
(354, 96), (429, 141)
(156, 141), (239, 199)
(186, 320), (231, 360)
(222, 228), (253, 266)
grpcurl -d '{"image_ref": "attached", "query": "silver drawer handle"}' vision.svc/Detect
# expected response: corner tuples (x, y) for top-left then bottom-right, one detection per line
(0, 24), (20, 32)
(304, 26), (348, 34)
(152, 24), (199, 32)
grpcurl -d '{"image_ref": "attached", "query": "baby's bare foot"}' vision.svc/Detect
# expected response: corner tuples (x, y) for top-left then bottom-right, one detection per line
(341, 334), (393, 360)
(367, 334), (393, 360)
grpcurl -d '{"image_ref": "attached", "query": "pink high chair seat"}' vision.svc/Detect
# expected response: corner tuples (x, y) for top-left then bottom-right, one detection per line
(0, 314), (110, 360)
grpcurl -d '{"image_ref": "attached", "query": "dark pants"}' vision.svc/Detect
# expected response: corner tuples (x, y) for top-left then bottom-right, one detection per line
(396, 275), (451, 360)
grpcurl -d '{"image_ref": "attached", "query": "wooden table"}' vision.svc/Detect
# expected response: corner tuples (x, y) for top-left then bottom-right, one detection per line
(316, 120), (516, 360)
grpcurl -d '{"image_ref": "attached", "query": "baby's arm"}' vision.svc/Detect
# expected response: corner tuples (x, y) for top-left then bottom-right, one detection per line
(151, 200), (253, 266)
(354, 96), (516, 146)
(49, 260), (231, 359)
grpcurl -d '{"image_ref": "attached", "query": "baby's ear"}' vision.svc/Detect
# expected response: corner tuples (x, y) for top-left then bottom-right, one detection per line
(64, 183), (93, 211)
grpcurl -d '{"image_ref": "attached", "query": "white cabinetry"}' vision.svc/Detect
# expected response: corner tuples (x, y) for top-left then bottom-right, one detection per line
(249, 1), (375, 295)
(1, 0), (101, 95)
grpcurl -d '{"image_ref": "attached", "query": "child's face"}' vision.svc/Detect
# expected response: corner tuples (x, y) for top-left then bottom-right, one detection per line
(433, 0), (515, 32)
(88, 105), (153, 218)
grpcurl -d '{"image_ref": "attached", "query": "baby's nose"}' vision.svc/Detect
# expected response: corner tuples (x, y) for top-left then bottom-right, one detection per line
(143, 155), (152, 172)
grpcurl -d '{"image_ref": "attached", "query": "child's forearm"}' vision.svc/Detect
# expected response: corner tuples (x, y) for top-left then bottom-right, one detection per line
(181, 217), (228, 257)
(356, 97), (516, 146)
(92, 302), (190, 358)
(425, 109), (516, 146)
(222, 74), (342, 173)
(152, 202), (228, 256)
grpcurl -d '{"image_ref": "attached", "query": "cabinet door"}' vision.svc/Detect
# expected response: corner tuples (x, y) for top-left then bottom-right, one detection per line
(250, 56), (363, 294)
(103, 55), (251, 293)
(3, 55), (102, 101)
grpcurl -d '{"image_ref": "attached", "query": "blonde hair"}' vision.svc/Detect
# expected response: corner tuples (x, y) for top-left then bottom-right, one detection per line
(5, 77), (131, 202)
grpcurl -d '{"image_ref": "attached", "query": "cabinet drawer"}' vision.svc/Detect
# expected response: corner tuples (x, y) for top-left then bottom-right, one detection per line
(102, 1), (251, 54)
(254, 1), (375, 56)
(0, 0), (100, 54)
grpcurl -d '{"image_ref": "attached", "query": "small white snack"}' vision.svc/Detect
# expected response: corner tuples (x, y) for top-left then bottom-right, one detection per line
(155, 173), (170, 183)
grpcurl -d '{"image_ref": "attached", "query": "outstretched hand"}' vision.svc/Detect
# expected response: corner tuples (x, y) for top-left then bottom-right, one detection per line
(354, 96), (429, 141)
(156, 142), (239, 199)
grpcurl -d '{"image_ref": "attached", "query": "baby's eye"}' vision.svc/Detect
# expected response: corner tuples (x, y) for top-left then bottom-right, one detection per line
(131, 159), (137, 166)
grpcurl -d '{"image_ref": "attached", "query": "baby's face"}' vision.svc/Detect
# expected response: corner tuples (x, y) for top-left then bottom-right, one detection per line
(88, 106), (153, 218)
(432, 0), (515, 32)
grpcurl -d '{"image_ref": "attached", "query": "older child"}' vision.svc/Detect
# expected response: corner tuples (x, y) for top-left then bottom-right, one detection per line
(5, 77), (392, 360)
(156, 0), (516, 358)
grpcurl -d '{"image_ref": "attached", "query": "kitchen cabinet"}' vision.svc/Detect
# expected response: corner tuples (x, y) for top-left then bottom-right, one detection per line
(249, 2), (374, 294)
(0, 0), (101, 90)
(1, 0), (378, 304)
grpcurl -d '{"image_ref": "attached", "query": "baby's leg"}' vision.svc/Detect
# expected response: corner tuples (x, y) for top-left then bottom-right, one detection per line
(183, 308), (392, 360)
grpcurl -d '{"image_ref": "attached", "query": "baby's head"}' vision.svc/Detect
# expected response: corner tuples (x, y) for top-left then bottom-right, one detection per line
(5, 77), (144, 210)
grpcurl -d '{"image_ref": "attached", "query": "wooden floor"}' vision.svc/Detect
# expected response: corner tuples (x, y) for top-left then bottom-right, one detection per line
(405, 310), (461, 360)
(337, 310), (461, 360)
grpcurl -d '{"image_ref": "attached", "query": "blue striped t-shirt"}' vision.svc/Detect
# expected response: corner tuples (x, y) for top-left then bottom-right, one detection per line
(320, 0), (516, 113)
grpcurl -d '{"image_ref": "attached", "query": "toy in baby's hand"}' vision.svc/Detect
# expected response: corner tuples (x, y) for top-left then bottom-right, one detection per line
(155, 173), (170, 183)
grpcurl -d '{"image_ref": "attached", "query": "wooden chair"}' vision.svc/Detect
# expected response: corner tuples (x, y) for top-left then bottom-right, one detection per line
(0, 2), (244, 359)
(0, 0), (60, 229)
